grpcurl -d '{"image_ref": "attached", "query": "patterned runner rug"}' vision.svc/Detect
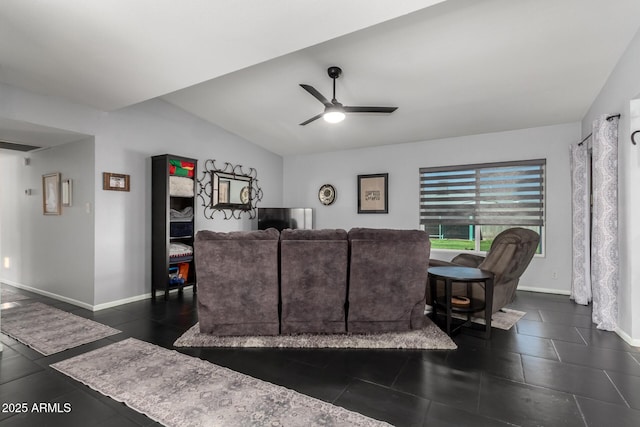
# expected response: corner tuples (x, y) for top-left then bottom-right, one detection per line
(52, 338), (393, 427)
(174, 317), (456, 349)
(1, 302), (121, 355)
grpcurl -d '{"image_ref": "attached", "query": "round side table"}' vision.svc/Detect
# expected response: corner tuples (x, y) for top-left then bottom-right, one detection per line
(428, 266), (494, 339)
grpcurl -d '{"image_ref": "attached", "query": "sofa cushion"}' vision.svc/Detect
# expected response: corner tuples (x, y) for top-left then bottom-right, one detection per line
(280, 228), (347, 241)
(196, 228), (279, 241)
(348, 227), (428, 242)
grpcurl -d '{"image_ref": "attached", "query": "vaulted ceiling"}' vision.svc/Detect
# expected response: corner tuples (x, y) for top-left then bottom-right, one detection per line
(2, 0), (640, 154)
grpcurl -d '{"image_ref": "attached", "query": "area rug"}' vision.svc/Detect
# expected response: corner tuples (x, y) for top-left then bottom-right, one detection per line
(52, 338), (392, 427)
(1, 287), (31, 302)
(174, 317), (456, 350)
(1, 302), (121, 355)
(452, 308), (526, 330)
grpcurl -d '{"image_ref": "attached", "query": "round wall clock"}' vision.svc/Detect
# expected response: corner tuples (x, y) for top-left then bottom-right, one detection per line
(318, 184), (336, 205)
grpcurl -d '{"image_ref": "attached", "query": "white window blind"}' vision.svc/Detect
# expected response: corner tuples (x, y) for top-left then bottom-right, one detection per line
(419, 159), (545, 227)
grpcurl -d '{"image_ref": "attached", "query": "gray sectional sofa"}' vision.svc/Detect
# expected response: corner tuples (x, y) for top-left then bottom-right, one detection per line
(194, 227), (431, 336)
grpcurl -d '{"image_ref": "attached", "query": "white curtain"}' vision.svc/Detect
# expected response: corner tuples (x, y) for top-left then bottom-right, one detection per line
(570, 141), (591, 305)
(570, 114), (619, 331)
(591, 115), (619, 331)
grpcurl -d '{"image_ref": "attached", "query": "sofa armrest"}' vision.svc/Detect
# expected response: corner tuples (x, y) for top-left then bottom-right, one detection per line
(451, 253), (485, 268)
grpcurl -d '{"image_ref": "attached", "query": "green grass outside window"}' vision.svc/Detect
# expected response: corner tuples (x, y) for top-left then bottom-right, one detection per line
(430, 239), (493, 252)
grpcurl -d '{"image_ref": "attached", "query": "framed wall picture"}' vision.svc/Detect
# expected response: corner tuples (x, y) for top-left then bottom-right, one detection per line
(357, 173), (388, 214)
(42, 172), (61, 215)
(103, 172), (130, 191)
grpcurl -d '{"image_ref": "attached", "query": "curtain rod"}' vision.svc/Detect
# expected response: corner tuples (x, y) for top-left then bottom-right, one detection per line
(578, 114), (621, 146)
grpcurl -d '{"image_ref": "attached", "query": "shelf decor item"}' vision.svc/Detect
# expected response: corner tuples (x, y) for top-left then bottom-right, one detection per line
(42, 172), (61, 215)
(357, 173), (388, 214)
(103, 172), (130, 191)
(451, 296), (471, 307)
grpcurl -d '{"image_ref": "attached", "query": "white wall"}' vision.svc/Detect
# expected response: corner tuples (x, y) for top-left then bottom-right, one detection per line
(582, 28), (640, 343)
(284, 122), (580, 293)
(0, 82), (283, 308)
(91, 100), (283, 306)
(1, 138), (95, 305)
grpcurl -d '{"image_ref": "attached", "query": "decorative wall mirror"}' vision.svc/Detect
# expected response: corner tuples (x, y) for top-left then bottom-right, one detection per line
(212, 171), (252, 210)
(198, 159), (263, 219)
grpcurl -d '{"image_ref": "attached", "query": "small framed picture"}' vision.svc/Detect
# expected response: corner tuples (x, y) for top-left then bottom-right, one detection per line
(62, 179), (72, 207)
(103, 172), (130, 191)
(357, 173), (388, 214)
(42, 172), (61, 215)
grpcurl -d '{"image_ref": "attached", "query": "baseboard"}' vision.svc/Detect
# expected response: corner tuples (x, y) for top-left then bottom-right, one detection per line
(615, 327), (640, 347)
(517, 286), (571, 295)
(93, 287), (194, 310)
(1, 279), (190, 312)
(92, 293), (152, 311)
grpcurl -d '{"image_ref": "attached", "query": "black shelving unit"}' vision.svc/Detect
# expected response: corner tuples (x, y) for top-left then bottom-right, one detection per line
(151, 154), (198, 300)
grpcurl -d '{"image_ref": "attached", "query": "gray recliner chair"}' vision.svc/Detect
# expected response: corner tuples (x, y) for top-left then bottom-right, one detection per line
(195, 228), (280, 336)
(280, 228), (349, 334)
(429, 227), (540, 315)
(347, 228), (431, 333)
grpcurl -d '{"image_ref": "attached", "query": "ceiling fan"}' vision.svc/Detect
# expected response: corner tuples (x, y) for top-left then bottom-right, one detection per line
(299, 66), (398, 126)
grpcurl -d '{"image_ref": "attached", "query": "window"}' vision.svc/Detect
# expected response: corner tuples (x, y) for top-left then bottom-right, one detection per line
(419, 159), (545, 253)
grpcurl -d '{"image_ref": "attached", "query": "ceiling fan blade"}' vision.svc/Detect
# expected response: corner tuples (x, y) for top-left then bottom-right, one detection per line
(300, 84), (332, 107)
(344, 106), (398, 114)
(299, 113), (324, 126)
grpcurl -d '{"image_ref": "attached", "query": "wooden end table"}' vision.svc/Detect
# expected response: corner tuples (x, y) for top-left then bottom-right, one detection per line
(428, 266), (495, 339)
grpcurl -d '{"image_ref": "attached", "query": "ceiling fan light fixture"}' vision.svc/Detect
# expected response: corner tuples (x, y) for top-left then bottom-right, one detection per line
(323, 106), (345, 123)
(299, 66), (396, 126)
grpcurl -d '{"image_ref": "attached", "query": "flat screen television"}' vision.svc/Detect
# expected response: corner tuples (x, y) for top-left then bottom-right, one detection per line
(257, 208), (313, 231)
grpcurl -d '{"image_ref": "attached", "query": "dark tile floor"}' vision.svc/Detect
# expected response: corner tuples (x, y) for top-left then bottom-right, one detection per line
(1, 285), (640, 426)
